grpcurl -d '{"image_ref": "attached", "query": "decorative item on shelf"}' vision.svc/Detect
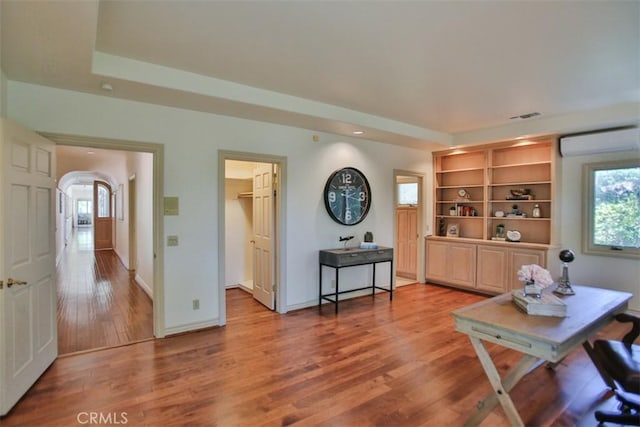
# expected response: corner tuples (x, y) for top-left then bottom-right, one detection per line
(554, 249), (576, 295)
(456, 205), (476, 216)
(455, 188), (471, 202)
(506, 229), (521, 242)
(507, 188), (535, 200)
(494, 210), (505, 218)
(364, 231), (373, 242)
(506, 204), (527, 218)
(532, 204), (541, 218)
(438, 217), (446, 236)
(449, 206), (457, 216)
(446, 223), (459, 237)
(492, 224), (506, 241)
(517, 264), (554, 298)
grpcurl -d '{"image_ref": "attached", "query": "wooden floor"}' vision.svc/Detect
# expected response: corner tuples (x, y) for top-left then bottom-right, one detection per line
(3, 284), (630, 426)
(56, 228), (153, 354)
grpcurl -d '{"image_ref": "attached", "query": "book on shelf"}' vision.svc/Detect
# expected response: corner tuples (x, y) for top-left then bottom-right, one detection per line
(511, 290), (567, 317)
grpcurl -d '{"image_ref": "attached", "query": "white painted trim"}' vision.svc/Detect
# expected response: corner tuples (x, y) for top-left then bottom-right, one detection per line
(218, 150), (288, 326)
(38, 132), (166, 338)
(164, 319), (219, 336)
(135, 273), (153, 300)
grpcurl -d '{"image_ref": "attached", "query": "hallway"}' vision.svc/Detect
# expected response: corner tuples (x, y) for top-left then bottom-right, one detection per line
(56, 228), (153, 354)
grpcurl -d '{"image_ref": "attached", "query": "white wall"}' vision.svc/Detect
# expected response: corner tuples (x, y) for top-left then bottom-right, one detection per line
(558, 150), (640, 311)
(0, 70), (6, 118)
(8, 81), (433, 332)
(129, 152), (154, 296)
(224, 178), (253, 288)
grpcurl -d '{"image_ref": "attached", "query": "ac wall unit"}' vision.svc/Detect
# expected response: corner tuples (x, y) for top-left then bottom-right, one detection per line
(560, 128), (640, 157)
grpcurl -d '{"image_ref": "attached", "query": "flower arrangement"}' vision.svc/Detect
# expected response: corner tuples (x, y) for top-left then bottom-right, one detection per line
(517, 264), (554, 298)
(517, 264), (554, 287)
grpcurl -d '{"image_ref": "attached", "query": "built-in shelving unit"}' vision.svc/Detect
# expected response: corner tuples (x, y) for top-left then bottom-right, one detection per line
(427, 136), (560, 294)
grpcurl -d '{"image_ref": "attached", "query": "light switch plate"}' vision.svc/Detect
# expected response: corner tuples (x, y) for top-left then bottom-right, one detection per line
(164, 197), (179, 215)
(167, 235), (179, 246)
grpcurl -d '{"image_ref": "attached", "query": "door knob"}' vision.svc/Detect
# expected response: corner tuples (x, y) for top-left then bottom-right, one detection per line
(7, 278), (28, 288)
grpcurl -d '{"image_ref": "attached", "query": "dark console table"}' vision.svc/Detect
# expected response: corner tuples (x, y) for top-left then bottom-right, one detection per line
(319, 246), (394, 313)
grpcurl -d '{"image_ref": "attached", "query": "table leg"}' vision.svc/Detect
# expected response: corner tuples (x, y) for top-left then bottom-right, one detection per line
(389, 260), (393, 301)
(318, 263), (322, 311)
(335, 267), (339, 314)
(465, 337), (540, 427)
(372, 262), (376, 296)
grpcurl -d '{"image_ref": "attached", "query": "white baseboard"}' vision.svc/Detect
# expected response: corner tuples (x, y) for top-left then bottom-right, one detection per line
(164, 318), (221, 336)
(135, 274), (153, 300)
(114, 248), (130, 270)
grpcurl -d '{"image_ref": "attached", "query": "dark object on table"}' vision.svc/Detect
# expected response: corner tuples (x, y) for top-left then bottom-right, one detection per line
(554, 249), (576, 295)
(364, 231), (373, 242)
(593, 313), (640, 425)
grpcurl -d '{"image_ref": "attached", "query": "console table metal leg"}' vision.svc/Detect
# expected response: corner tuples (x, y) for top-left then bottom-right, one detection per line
(372, 263), (376, 297)
(318, 263), (322, 311)
(335, 267), (339, 314)
(390, 260), (393, 300)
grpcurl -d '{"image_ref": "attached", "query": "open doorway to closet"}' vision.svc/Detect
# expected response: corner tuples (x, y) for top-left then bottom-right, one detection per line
(394, 172), (425, 287)
(219, 151), (287, 325)
(224, 160), (277, 311)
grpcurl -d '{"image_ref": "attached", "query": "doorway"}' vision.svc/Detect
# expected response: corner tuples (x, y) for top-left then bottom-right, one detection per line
(394, 172), (425, 286)
(48, 135), (164, 353)
(218, 151), (287, 325)
(224, 160), (277, 310)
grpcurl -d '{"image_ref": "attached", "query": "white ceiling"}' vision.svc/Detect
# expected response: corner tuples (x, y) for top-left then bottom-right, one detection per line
(2, 1), (638, 149)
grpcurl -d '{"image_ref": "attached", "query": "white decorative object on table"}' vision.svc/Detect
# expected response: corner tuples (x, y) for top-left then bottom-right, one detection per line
(517, 264), (554, 298)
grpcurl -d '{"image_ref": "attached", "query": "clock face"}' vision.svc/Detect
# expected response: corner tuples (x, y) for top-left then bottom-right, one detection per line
(324, 167), (371, 225)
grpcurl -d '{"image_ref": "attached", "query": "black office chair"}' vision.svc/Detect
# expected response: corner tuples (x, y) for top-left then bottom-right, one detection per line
(594, 312), (640, 425)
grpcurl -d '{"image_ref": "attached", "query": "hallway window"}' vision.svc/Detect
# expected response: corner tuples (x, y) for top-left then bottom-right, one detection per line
(398, 182), (418, 206)
(97, 184), (110, 218)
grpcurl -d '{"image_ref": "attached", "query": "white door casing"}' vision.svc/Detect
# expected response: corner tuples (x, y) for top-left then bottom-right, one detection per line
(0, 119), (57, 415)
(252, 163), (275, 310)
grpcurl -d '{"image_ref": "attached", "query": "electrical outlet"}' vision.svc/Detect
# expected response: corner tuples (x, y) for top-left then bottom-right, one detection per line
(331, 279), (336, 289)
(192, 299), (199, 310)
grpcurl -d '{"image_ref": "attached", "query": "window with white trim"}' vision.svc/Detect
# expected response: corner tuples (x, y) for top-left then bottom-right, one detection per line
(583, 159), (640, 259)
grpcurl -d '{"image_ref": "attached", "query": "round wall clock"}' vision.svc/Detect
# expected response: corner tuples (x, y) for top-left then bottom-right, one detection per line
(324, 167), (371, 225)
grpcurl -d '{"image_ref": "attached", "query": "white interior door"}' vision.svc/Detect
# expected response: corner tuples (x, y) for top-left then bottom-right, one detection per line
(252, 163), (275, 309)
(0, 119), (57, 415)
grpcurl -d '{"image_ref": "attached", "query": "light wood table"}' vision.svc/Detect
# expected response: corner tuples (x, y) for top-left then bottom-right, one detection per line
(451, 285), (632, 426)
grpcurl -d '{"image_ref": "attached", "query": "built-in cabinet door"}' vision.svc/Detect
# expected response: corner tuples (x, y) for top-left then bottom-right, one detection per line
(476, 246), (508, 293)
(425, 240), (449, 283)
(508, 248), (547, 291)
(426, 240), (476, 289)
(448, 243), (476, 288)
(396, 207), (417, 279)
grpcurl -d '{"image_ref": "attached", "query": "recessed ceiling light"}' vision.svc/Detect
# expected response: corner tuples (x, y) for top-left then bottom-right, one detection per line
(87, 151), (95, 155)
(100, 82), (113, 91)
(352, 130), (365, 135)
